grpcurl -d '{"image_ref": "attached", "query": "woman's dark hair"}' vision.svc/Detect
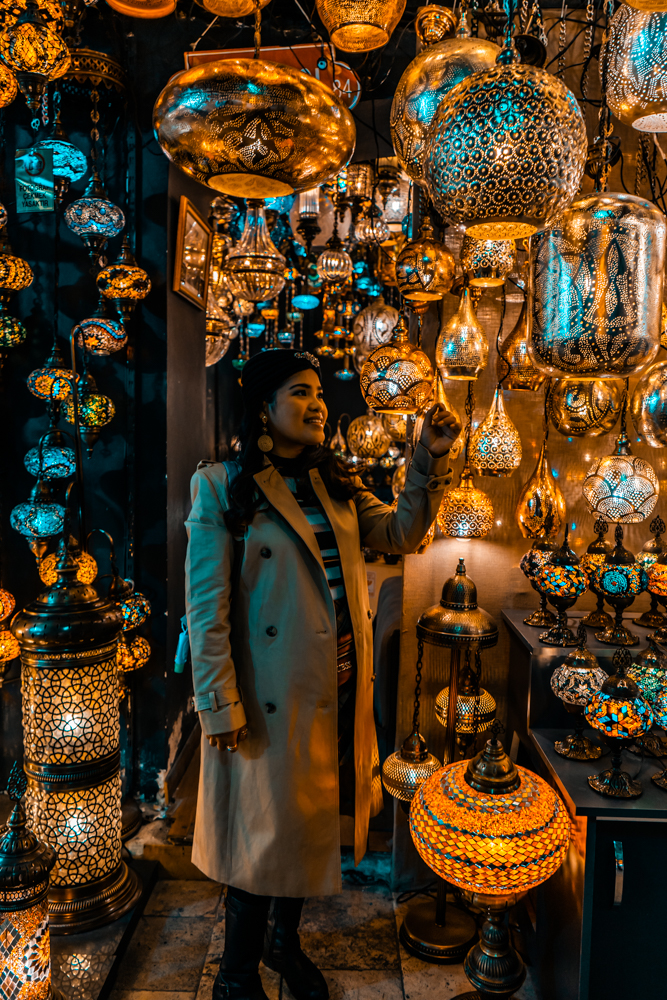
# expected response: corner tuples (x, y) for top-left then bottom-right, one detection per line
(224, 404), (361, 535)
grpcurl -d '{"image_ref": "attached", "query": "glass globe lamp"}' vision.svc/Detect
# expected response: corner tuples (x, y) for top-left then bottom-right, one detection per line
(153, 58), (355, 198)
(469, 385), (522, 477)
(205, 332), (231, 366)
(32, 108), (87, 202)
(96, 238), (151, 320)
(633, 516), (667, 628)
(108, 0), (175, 15)
(588, 525), (649, 646)
(529, 193), (665, 379)
(0, 230), (33, 291)
(62, 371), (115, 455)
(627, 638), (667, 721)
(437, 464), (494, 539)
(496, 299), (547, 391)
(520, 538), (558, 627)
(631, 359), (667, 449)
(120, 591), (151, 631)
(410, 735), (570, 997)
(549, 378), (624, 437)
(359, 313), (433, 415)
(390, 11), (499, 187)
(0, 0), (70, 110)
(585, 649), (653, 798)
(24, 442), (76, 480)
(355, 212), (390, 245)
(0, 628), (20, 662)
(647, 552), (667, 643)
(225, 201), (286, 302)
(315, 0), (406, 53)
(26, 343), (76, 400)
(74, 298), (127, 356)
(10, 479), (65, 539)
(0, 300), (27, 347)
(605, 6), (667, 132)
(39, 548), (97, 586)
(434, 684), (496, 736)
(460, 235), (516, 287)
(0, 588), (16, 621)
(515, 436), (565, 540)
(316, 233), (353, 285)
(346, 409), (391, 461)
(580, 518), (614, 628)
(395, 216), (455, 301)
(424, 61), (587, 239)
(535, 530), (587, 647)
(550, 623), (608, 759)
(117, 634), (151, 673)
(64, 169), (125, 262)
(0, 61), (17, 108)
(436, 286), (489, 381)
(582, 430), (659, 524)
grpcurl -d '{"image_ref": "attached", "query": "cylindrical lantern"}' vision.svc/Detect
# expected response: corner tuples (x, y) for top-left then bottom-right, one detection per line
(0, 762), (64, 1000)
(605, 6), (667, 132)
(11, 538), (141, 933)
(528, 193), (666, 379)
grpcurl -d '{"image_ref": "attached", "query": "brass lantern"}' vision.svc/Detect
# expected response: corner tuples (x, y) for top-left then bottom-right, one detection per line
(515, 436), (565, 540)
(153, 59), (355, 198)
(435, 286), (488, 381)
(352, 295), (399, 371)
(496, 299), (546, 391)
(224, 201), (286, 302)
(460, 236), (516, 287)
(549, 378), (624, 437)
(424, 60), (587, 239)
(10, 535), (141, 932)
(605, 6), (667, 132)
(390, 11), (499, 187)
(346, 409), (391, 461)
(0, 0), (70, 110)
(469, 386), (522, 477)
(315, 0), (406, 53)
(528, 193), (666, 379)
(582, 430), (659, 524)
(437, 465), (494, 539)
(395, 216), (455, 302)
(359, 313), (433, 415)
(631, 360), (667, 447)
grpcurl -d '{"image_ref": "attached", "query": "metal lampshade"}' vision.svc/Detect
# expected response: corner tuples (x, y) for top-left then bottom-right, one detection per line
(497, 299), (547, 391)
(315, 0), (406, 53)
(435, 286), (489, 381)
(359, 313), (433, 415)
(437, 466), (494, 539)
(469, 386), (522, 478)
(549, 378), (624, 437)
(515, 436), (565, 540)
(605, 6), (667, 132)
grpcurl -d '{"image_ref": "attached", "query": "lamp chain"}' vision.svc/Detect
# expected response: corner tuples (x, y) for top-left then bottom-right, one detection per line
(90, 87), (100, 168)
(253, 0), (262, 59)
(496, 285), (509, 386)
(463, 381), (475, 464)
(595, 0), (614, 193)
(543, 379), (552, 439)
(581, 0), (596, 100)
(412, 638), (425, 731)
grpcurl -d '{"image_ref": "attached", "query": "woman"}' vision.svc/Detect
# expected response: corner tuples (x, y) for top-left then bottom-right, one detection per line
(185, 349), (460, 1000)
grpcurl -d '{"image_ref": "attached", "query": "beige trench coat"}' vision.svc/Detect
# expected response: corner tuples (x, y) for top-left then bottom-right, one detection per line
(185, 443), (451, 897)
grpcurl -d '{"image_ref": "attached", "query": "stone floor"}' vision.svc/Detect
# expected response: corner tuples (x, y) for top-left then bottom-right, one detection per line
(107, 856), (538, 1000)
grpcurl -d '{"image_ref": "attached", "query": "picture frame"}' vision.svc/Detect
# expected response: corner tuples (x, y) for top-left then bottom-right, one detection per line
(173, 195), (213, 309)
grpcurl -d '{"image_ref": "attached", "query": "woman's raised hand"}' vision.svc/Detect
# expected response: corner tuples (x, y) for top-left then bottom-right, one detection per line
(418, 403), (462, 458)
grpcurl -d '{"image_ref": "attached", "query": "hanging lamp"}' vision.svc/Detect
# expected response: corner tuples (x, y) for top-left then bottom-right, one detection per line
(62, 369), (115, 455)
(315, 217), (353, 285)
(225, 201), (286, 302)
(315, 0), (406, 53)
(96, 237), (151, 320)
(496, 298), (546, 391)
(359, 312), (433, 415)
(26, 341), (76, 400)
(391, 8), (499, 187)
(106, 0), (176, 16)
(395, 216), (455, 302)
(0, 0), (70, 110)
(605, 6), (667, 132)
(583, 403), (659, 524)
(0, 300), (26, 347)
(515, 434), (565, 540)
(74, 296), (127, 356)
(631, 359), (667, 448)
(435, 285), (488, 381)
(346, 409), (391, 461)
(469, 385), (522, 477)
(0, 228), (33, 292)
(352, 294), (399, 370)
(424, 18), (587, 239)
(64, 168), (125, 263)
(549, 378), (624, 436)
(0, 61), (17, 107)
(32, 104), (87, 202)
(460, 235), (516, 288)
(437, 385), (493, 539)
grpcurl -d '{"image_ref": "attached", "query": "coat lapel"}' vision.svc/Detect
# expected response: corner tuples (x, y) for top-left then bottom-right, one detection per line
(254, 465), (326, 574)
(308, 470), (359, 601)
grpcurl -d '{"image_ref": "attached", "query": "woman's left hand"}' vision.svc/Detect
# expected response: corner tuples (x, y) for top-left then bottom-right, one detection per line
(419, 403), (462, 458)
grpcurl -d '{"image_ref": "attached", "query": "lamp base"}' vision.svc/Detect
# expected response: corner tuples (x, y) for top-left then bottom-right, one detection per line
(652, 769), (667, 791)
(633, 610), (665, 628)
(594, 623), (639, 647)
(588, 767), (642, 798)
(651, 626), (667, 645)
(399, 899), (478, 964)
(554, 732), (603, 760)
(581, 608), (613, 628)
(121, 795), (144, 842)
(49, 860), (142, 935)
(539, 624), (577, 647)
(462, 905), (526, 1000)
(523, 608), (556, 627)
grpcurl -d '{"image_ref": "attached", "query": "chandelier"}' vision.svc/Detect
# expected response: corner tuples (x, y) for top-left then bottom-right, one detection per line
(225, 201), (286, 302)
(469, 385), (522, 477)
(528, 193), (665, 379)
(435, 286), (488, 381)
(395, 216), (455, 301)
(605, 6), (667, 132)
(359, 312), (433, 414)
(315, 0), (406, 53)
(154, 58), (355, 198)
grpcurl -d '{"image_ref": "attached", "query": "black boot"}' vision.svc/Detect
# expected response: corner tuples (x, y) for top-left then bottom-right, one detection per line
(263, 897), (329, 1000)
(213, 887), (271, 1000)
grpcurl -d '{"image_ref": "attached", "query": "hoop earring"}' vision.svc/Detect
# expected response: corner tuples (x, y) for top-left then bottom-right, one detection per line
(257, 412), (274, 453)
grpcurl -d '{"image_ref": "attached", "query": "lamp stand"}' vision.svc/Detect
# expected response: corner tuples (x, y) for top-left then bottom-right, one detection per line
(581, 592), (613, 628)
(554, 706), (603, 761)
(399, 878), (478, 964)
(523, 590), (555, 627)
(633, 594), (665, 628)
(595, 597), (640, 647)
(588, 745), (642, 798)
(539, 605), (577, 647)
(451, 893), (526, 1000)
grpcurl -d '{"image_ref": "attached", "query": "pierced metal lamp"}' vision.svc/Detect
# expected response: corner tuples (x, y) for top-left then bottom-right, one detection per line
(585, 649), (653, 798)
(550, 623), (607, 760)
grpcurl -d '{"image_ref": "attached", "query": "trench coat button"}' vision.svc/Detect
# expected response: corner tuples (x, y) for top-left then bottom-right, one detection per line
(261, 547), (271, 558)
(266, 626), (277, 636)
(266, 703), (276, 714)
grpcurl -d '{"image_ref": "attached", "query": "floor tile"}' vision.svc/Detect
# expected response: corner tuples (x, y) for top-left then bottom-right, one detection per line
(195, 963), (218, 1000)
(144, 879), (223, 917)
(110, 993), (196, 1000)
(114, 916), (216, 991)
(204, 917), (225, 963)
(262, 969), (403, 1000)
(300, 887), (400, 970)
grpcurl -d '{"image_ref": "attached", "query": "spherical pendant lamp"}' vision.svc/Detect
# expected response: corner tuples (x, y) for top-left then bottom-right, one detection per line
(24, 433), (76, 479)
(424, 59), (587, 239)
(0, 61), (17, 107)
(315, 0), (406, 53)
(26, 343), (76, 401)
(550, 623), (608, 759)
(153, 59), (355, 198)
(437, 464), (494, 539)
(96, 237), (151, 320)
(315, 232), (353, 286)
(39, 546), (97, 587)
(515, 436), (565, 540)
(435, 286), (488, 381)
(346, 409), (391, 460)
(631, 360), (667, 447)
(62, 371), (115, 455)
(64, 169), (125, 263)
(74, 298), (127, 356)
(549, 378), (624, 437)
(10, 480), (65, 540)
(352, 294), (399, 369)
(535, 529), (587, 647)
(0, 301), (26, 347)
(391, 12), (499, 187)
(395, 216), (455, 302)
(0, 0), (70, 110)
(32, 108), (87, 202)
(359, 312), (433, 415)
(528, 193), (666, 379)
(460, 236), (516, 287)
(193, 0), (270, 16)
(496, 299), (546, 391)
(605, 6), (667, 132)
(582, 430), (659, 524)
(225, 201), (286, 302)
(469, 385), (522, 477)
(106, 0), (176, 16)
(0, 230), (33, 291)
(117, 634), (151, 672)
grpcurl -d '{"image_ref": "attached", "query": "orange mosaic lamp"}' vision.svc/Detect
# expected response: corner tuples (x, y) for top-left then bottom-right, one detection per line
(39, 543), (97, 587)
(0, 762), (64, 1000)
(410, 730), (570, 997)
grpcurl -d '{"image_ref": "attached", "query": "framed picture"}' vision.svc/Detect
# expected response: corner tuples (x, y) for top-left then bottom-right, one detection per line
(173, 196), (213, 309)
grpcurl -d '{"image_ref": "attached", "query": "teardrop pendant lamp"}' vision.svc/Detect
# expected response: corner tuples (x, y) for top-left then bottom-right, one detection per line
(469, 384), (522, 478)
(515, 434), (565, 540)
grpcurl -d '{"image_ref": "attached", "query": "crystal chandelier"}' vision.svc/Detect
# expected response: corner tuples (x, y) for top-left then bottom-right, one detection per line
(435, 285), (488, 380)
(395, 216), (455, 301)
(225, 201), (286, 302)
(359, 312), (433, 415)
(469, 385), (522, 477)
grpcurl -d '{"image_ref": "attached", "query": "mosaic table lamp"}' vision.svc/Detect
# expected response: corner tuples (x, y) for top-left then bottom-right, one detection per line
(550, 623), (608, 760)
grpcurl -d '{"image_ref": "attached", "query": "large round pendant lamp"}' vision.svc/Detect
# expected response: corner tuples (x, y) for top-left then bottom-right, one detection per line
(549, 378), (624, 436)
(315, 0), (406, 53)
(105, 0), (175, 15)
(359, 313), (433, 415)
(631, 360), (667, 447)
(153, 59), (355, 198)
(424, 56), (587, 239)
(605, 6), (667, 132)
(390, 13), (499, 187)
(528, 193), (666, 379)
